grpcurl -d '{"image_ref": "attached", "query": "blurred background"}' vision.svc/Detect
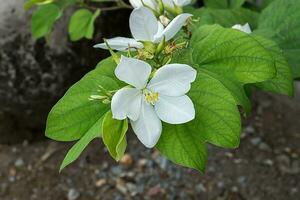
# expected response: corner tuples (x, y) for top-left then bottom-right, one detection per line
(0, 0), (299, 199)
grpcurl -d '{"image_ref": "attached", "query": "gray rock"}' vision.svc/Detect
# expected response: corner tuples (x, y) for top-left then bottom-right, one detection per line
(14, 158), (24, 167)
(67, 188), (80, 200)
(195, 183), (207, 193)
(250, 137), (262, 146)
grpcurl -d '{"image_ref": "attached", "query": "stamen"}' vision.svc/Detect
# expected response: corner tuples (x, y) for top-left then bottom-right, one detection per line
(143, 90), (159, 105)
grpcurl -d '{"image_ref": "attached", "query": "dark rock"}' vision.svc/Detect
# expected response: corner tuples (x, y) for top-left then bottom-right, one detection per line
(0, 0), (131, 144)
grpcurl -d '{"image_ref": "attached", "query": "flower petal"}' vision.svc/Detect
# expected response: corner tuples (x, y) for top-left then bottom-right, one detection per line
(115, 56), (152, 89)
(155, 95), (195, 124)
(173, 0), (191, 6)
(232, 23), (252, 34)
(111, 88), (142, 121)
(154, 13), (192, 42)
(147, 64), (196, 96)
(162, 0), (174, 8)
(131, 100), (162, 148)
(130, 7), (158, 41)
(93, 37), (143, 51)
(129, 0), (157, 10)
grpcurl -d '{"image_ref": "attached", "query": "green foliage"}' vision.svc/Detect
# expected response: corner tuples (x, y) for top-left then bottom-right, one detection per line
(157, 123), (208, 172)
(257, 0), (300, 78)
(204, 0), (245, 9)
(24, 0), (53, 10)
(102, 111), (128, 161)
(68, 9), (101, 41)
(191, 7), (259, 29)
(192, 25), (276, 84)
(31, 3), (62, 39)
(59, 117), (103, 171)
(45, 60), (119, 141)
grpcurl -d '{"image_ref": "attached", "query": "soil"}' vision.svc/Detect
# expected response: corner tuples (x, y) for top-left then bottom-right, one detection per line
(0, 92), (299, 200)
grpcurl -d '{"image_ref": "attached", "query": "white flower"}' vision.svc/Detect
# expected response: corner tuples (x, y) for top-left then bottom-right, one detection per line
(129, 0), (191, 10)
(162, 0), (192, 8)
(94, 7), (192, 51)
(111, 56), (196, 148)
(232, 23), (252, 34)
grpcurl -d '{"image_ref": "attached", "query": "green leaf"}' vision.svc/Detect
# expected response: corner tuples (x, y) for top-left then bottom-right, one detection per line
(257, 0), (300, 78)
(31, 3), (62, 39)
(252, 36), (294, 96)
(59, 117), (104, 171)
(156, 124), (208, 172)
(24, 0), (53, 10)
(68, 9), (101, 41)
(45, 62), (119, 142)
(191, 25), (276, 84)
(191, 7), (259, 29)
(204, 0), (245, 9)
(102, 111), (128, 161)
(189, 69), (242, 148)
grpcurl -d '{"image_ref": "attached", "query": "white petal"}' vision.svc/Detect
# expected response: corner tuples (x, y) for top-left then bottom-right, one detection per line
(131, 100), (162, 148)
(111, 88), (142, 121)
(156, 21), (164, 36)
(147, 64), (196, 96)
(154, 13), (192, 42)
(173, 0), (191, 6)
(155, 95), (195, 124)
(115, 56), (152, 89)
(129, 0), (157, 10)
(162, 0), (174, 7)
(93, 37), (143, 51)
(232, 23), (252, 34)
(130, 7), (158, 41)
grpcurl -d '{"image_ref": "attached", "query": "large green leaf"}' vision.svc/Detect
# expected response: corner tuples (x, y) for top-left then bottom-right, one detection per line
(59, 117), (104, 171)
(102, 111), (128, 161)
(253, 36), (294, 96)
(172, 47), (251, 113)
(191, 7), (259, 29)
(192, 25), (276, 84)
(156, 124), (208, 172)
(31, 3), (62, 39)
(204, 0), (245, 9)
(257, 0), (300, 78)
(68, 9), (100, 41)
(45, 61), (119, 141)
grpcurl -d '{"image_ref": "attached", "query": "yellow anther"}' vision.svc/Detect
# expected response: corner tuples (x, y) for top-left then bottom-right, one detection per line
(144, 90), (159, 105)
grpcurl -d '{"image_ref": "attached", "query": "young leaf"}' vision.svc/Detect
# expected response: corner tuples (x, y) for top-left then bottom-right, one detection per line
(59, 117), (104, 172)
(102, 111), (128, 161)
(204, 0), (245, 9)
(31, 3), (62, 39)
(191, 25), (276, 84)
(45, 63), (119, 142)
(257, 0), (300, 78)
(68, 9), (101, 41)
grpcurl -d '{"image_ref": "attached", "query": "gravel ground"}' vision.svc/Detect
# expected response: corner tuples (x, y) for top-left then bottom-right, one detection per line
(0, 92), (299, 200)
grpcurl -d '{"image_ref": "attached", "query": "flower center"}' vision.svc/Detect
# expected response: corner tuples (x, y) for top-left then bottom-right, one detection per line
(143, 89), (159, 105)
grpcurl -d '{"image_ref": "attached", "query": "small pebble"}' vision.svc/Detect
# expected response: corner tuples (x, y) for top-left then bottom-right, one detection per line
(263, 159), (274, 166)
(195, 183), (207, 193)
(250, 137), (261, 146)
(67, 189), (80, 200)
(147, 184), (163, 197)
(95, 179), (107, 187)
(14, 158), (24, 167)
(258, 142), (271, 152)
(120, 153), (133, 167)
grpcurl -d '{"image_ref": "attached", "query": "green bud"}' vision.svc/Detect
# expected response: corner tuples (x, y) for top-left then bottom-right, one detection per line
(155, 36), (166, 55)
(157, 0), (165, 15)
